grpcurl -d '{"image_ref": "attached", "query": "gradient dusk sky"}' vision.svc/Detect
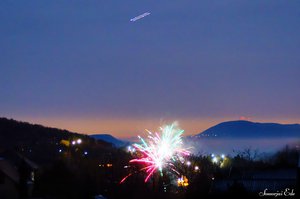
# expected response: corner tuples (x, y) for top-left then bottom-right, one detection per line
(1, 1), (299, 138)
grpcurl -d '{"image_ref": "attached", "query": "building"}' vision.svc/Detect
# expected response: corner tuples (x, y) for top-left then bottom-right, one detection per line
(0, 157), (19, 199)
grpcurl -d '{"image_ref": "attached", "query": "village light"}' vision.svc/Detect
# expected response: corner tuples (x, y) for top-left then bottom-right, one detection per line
(212, 157), (218, 163)
(177, 175), (189, 187)
(77, 139), (82, 144)
(186, 161), (191, 166)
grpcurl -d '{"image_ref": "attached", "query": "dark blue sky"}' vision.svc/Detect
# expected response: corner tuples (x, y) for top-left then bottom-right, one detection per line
(1, 1), (299, 135)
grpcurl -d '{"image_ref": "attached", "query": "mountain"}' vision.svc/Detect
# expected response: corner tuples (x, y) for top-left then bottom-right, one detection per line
(90, 134), (129, 147)
(196, 120), (300, 138)
(0, 117), (111, 146)
(0, 117), (114, 163)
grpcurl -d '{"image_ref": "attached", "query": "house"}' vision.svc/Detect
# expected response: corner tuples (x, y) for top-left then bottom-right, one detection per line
(0, 157), (19, 199)
(16, 153), (39, 199)
(0, 153), (40, 199)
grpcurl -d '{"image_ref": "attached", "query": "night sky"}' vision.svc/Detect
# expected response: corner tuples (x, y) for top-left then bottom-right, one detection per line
(1, 1), (299, 137)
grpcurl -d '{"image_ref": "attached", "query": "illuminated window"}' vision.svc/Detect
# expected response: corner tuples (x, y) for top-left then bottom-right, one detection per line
(31, 172), (35, 181)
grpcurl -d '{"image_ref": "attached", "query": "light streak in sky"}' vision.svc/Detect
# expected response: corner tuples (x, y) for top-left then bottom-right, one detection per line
(130, 12), (151, 22)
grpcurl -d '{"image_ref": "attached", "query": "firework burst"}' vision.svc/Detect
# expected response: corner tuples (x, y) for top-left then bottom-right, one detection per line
(121, 122), (190, 183)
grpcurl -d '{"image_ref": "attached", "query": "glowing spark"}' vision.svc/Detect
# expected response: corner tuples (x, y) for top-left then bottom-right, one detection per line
(121, 122), (190, 183)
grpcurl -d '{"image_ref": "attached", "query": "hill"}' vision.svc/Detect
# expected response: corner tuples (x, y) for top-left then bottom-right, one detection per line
(90, 134), (129, 147)
(0, 117), (114, 163)
(196, 120), (300, 138)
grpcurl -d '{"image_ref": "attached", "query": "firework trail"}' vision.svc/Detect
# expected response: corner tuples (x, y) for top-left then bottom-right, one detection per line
(121, 122), (190, 183)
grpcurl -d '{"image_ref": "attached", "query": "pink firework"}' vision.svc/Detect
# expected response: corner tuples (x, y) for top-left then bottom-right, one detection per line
(121, 123), (190, 183)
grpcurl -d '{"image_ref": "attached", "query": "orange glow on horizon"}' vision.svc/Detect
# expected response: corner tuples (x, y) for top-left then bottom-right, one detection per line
(7, 116), (300, 139)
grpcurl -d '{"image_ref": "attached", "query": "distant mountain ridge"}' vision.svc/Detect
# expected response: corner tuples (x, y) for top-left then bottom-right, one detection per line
(196, 120), (300, 138)
(0, 117), (118, 165)
(0, 117), (112, 149)
(90, 134), (129, 147)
